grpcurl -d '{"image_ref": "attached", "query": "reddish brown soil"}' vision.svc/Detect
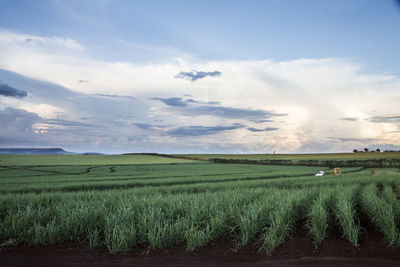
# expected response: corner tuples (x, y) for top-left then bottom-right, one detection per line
(1, 225), (400, 267)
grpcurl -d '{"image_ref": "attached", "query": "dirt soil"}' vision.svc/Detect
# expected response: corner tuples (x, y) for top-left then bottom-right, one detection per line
(1, 225), (400, 267)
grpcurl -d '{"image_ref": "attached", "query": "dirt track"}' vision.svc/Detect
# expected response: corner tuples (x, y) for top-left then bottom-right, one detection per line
(2, 225), (400, 267)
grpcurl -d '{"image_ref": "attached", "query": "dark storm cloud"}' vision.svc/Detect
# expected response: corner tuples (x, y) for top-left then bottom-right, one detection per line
(151, 97), (188, 107)
(167, 124), (244, 137)
(174, 70), (222, 81)
(0, 83), (27, 98)
(247, 127), (278, 132)
(370, 114), (400, 123)
(340, 117), (358, 122)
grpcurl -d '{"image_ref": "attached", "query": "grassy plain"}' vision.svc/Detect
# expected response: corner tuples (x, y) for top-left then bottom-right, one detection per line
(1, 154), (400, 254)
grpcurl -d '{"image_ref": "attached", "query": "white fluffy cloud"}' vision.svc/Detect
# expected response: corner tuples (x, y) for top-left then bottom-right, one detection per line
(0, 30), (399, 153)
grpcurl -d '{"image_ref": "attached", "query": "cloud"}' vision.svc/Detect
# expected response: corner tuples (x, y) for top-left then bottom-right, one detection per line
(340, 117), (358, 121)
(132, 122), (155, 130)
(0, 107), (40, 130)
(132, 120), (248, 137)
(132, 122), (166, 130)
(182, 105), (286, 120)
(0, 83), (27, 98)
(0, 70), (155, 152)
(0, 106), (101, 139)
(247, 127), (278, 132)
(0, 105), (124, 149)
(250, 119), (274, 123)
(152, 96), (286, 120)
(133, 120), (246, 138)
(367, 143), (400, 151)
(92, 94), (135, 100)
(328, 137), (379, 143)
(370, 114), (400, 123)
(0, 68), (150, 121)
(174, 70), (222, 81)
(151, 97), (188, 107)
(167, 124), (244, 137)
(0, 107), (40, 143)
(45, 118), (99, 128)
(185, 98), (198, 104)
(152, 97), (221, 107)
(1, 31), (400, 153)
(78, 80), (89, 83)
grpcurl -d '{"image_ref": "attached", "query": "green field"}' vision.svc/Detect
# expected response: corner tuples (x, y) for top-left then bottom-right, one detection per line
(1, 154), (400, 254)
(177, 152), (400, 169)
(179, 152), (400, 161)
(0, 154), (197, 166)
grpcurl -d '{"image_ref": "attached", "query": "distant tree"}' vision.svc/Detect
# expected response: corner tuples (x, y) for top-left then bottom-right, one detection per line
(353, 149), (358, 153)
(364, 148), (369, 153)
(376, 148), (381, 152)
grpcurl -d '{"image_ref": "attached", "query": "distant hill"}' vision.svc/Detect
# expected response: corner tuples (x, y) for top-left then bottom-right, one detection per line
(0, 148), (74, 155)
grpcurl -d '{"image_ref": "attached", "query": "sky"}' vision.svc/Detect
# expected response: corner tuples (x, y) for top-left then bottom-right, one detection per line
(0, 0), (400, 154)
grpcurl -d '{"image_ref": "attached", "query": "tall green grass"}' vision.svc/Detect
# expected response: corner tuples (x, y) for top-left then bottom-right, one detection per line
(259, 188), (317, 254)
(334, 186), (360, 246)
(360, 184), (399, 246)
(382, 185), (400, 228)
(307, 187), (336, 248)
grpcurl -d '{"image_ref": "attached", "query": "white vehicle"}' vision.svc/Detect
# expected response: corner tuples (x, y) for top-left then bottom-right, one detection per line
(315, 171), (325, 176)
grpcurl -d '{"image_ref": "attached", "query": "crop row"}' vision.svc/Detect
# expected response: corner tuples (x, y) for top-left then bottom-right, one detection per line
(0, 164), (363, 194)
(0, 168), (388, 196)
(1, 182), (400, 253)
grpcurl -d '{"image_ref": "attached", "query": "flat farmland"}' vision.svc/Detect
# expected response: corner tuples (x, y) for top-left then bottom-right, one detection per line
(1, 154), (400, 266)
(0, 154), (198, 166)
(178, 152), (400, 161)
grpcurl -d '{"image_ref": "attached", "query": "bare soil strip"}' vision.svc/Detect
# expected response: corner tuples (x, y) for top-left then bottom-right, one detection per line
(1, 225), (400, 267)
